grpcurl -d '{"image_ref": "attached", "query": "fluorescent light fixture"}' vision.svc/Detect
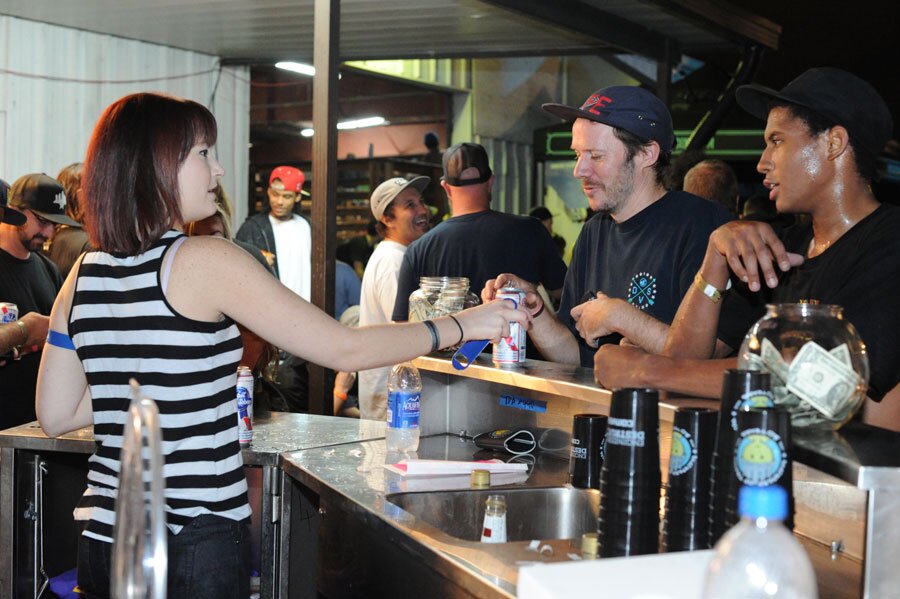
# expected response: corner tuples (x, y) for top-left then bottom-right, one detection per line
(337, 116), (386, 130)
(276, 61), (316, 76)
(301, 116), (387, 137)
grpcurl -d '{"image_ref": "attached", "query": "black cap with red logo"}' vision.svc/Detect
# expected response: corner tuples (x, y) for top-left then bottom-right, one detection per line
(542, 86), (676, 154)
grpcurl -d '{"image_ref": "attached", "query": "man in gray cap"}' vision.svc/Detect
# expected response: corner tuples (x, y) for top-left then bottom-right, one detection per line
(358, 175), (432, 419)
(0, 173), (72, 428)
(486, 86), (731, 367)
(594, 68), (900, 423)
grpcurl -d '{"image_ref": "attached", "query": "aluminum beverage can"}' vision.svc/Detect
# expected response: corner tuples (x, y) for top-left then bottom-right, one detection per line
(236, 366), (254, 446)
(0, 303), (18, 324)
(493, 287), (526, 367)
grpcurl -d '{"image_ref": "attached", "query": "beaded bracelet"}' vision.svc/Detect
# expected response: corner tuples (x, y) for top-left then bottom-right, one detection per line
(422, 319), (440, 353)
(447, 314), (464, 345)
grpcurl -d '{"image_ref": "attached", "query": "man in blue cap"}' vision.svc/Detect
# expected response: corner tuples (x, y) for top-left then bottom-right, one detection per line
(594, 68), (900, 423)
(485, 86), (731, 366)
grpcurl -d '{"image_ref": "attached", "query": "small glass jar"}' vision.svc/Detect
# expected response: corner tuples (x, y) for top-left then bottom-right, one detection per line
(737, 303), (869, 429)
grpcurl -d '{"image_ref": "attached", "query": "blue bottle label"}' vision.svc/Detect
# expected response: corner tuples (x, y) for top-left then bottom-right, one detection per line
(387, 390), (420, 429)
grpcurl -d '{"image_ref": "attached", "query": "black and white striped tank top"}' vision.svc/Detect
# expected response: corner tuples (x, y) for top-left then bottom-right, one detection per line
(69, 230), (250, 542)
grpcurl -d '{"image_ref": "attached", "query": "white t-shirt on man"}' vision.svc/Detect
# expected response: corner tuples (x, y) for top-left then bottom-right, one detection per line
(270, 214), (311, 301)
(358, 239), (407, 420)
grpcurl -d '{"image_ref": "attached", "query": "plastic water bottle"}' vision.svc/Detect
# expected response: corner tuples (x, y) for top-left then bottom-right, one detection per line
(386, 362), (421, 453)
(703, 485), (817, 599)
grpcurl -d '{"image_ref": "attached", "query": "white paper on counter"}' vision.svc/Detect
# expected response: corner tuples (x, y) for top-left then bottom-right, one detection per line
(384, 458), (529, 477)
(517, 549), (714, 599)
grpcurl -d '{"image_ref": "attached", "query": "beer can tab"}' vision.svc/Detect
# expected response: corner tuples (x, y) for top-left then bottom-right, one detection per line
(452, 339), (490, 370)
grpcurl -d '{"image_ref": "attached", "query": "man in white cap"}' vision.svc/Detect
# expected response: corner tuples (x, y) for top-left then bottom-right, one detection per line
(357, 176), (431, 419)
(0, 174), (73, 428)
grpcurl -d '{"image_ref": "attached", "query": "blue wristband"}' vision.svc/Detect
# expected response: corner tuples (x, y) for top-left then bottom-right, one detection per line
(47, 330), (76, 350)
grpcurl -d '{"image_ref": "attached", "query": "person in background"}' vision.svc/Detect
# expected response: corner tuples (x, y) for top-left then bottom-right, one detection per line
(529, 205), (566, 258)
(392, 143), (567, 324)
(740, 189), (795, 234)
(683, 158), (740, 216)
(36, 92), (527, 599)
(336, 218), (378, 279)
(593, 68), (900, 429)
(485, 86), (731, 365)
(1, 173), (75, 429)
(0, 189), (45, 366)
(235, 165), (311, 296)
(235, 166), (313, 411)
(186, 196), (285, 412)
(358, 175), (431, 420)
(335, 260), (361, 321)
(421, 130), (442, 164)
(48, 162), (94, 278)
(663, 148), (707, 191)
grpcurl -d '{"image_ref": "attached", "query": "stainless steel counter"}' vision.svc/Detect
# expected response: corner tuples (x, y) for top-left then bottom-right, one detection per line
(0, 412), (385, 599)
(281, 434), (577, 599)
(0, 412), (387, 462)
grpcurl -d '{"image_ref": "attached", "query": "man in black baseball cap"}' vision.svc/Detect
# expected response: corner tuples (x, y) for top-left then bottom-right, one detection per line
(391, 142), (567, 330)
(0, 173), (65, 429)
(485, 85), (730, 368)
(594, 68), (900, 427)
(8, 173), (78, 228)
(0, 178), (26, 226)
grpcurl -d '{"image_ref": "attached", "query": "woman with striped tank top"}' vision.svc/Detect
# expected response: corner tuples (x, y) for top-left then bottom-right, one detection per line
(35, 92), (529, 599)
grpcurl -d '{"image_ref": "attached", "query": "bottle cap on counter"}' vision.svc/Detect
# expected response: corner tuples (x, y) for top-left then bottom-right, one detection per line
(581, 532), (599, 559)
(470, 468), (491, 489)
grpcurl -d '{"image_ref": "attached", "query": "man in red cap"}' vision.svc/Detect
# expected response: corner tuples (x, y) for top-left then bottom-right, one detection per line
(236, 166), (312, 300)
(235, 166), (313, 411)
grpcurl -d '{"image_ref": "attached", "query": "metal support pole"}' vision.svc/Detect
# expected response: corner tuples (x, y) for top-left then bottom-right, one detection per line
(309, 0), (340, 415)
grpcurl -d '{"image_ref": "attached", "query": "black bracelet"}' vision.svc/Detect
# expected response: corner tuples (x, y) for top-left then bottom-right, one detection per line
(532, 302), (545, 319)
(422, 319), (440, 353)
(448, 314), (464, 345)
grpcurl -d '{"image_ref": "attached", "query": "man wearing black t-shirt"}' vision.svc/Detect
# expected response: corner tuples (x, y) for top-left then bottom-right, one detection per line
(391, 143), (567, 323)
(0, 174), (72, 429)
(594, 68), (900, 421)
(485, 86), (731, 367)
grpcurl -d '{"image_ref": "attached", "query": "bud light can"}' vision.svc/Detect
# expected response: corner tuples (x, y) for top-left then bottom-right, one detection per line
(0, 303), (18, 324)
(236, 366), (254, 446)
(493, 287), (526, 367)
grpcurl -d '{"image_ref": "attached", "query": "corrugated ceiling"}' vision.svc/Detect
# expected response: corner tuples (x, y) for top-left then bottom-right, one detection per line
(0, 0), (778, 62)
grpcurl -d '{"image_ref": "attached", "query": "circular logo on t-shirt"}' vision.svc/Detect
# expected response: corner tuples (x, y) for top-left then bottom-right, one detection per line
(627, 272), (657, 310)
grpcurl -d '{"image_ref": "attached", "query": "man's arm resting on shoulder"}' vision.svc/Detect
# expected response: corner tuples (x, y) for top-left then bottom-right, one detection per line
(594, 344), (737, 398)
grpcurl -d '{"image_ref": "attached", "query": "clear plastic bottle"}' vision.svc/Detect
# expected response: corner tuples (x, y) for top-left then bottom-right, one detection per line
(703, 485), (817, 599)
(480, 494), (507, 543)
(386, 362), (421, 453)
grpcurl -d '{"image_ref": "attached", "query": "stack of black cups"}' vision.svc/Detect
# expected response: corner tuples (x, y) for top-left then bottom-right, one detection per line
(568, 414), (608, 489)
(725, 407), (794, 530)
(597, 388), (661, 557)
(662, 407), (717, 551)
(709, 370), (774, 545)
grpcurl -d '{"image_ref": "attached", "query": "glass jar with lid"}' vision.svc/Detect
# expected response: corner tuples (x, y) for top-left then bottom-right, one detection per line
(737, 303), (869, 429)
